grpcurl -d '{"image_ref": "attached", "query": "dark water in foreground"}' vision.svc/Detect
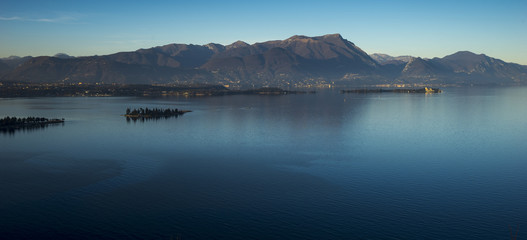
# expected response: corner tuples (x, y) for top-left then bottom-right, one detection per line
(1, 87), (526, 239)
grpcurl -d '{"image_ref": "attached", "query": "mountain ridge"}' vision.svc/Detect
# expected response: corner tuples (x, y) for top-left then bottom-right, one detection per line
(2, 34), (526, 88)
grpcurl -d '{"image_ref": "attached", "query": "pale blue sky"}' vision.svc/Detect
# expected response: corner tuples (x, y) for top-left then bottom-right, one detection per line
(1, 0), (526, 64)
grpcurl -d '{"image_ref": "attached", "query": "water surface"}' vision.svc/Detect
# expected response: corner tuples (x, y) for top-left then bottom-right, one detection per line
(1, 87), (526, 239)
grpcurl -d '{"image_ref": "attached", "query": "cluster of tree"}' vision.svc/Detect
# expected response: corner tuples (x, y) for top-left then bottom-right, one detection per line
(0, 116), (64, 130)
(124, 107), (190, 118)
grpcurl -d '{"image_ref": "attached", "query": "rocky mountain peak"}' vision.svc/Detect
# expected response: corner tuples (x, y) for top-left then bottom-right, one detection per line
(226, 40), (250, 49)
(204, 43), (226, 53)
(319, 33), (344, 40)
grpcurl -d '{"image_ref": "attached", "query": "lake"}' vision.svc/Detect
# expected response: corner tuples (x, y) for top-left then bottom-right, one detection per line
(1, 87), (526, 239)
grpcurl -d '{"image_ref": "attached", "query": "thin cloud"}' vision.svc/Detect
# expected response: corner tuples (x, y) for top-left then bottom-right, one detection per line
(0, 16), (22, 21)
(35, 16), (77, 23)
(0, 15), (78, 23)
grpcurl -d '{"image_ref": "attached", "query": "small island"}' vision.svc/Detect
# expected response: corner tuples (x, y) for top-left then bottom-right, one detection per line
(341, 87), (442, 94)
(124, 107), (191, 121)
(0, 116), (65, 133)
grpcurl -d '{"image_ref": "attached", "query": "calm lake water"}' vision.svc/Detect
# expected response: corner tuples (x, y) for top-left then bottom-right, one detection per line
(1, 87), (526, 239)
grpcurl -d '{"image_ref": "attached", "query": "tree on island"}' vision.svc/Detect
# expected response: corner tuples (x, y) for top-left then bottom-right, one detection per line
(124, 107), (190, 121)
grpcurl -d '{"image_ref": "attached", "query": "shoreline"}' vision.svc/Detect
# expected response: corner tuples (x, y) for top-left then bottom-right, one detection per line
(341, 87), (442, 94)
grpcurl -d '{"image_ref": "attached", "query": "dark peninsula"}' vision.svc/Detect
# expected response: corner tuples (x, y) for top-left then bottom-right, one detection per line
(0, 116), (65, 133)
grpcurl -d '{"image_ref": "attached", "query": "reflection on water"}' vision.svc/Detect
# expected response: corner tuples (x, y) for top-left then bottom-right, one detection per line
(0, 87), (526, 239)
(0, 121), (64, 135)
(125, 114), (183, 123)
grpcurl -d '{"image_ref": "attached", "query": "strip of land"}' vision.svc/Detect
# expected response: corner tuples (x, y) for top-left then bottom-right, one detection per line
(0, 83), (312, 97)
(341, 87), (442, 94)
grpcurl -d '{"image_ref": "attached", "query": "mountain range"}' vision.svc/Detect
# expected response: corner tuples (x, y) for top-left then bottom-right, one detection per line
(1, 34), (526, 88)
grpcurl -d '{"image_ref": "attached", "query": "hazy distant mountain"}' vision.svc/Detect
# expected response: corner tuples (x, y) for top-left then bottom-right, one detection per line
(0, 61), (10, 77)
(397, 52), (527, 85)
(370, 53), (413, 65)
(1, 34), (526, 87)
(4, 56), (213, 84)
(440, 51), (526, 79)
(106, 44), (218, 68)
(0, 56), (32, 68)
(53, 53), (75, 59)
(0, 56), (33, 77)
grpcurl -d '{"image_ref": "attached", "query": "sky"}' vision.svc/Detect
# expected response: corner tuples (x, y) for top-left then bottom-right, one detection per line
(1, 0), (526, 64)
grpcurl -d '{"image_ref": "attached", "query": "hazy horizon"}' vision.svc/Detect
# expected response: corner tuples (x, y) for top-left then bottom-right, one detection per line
(1, 0), (526, 65)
